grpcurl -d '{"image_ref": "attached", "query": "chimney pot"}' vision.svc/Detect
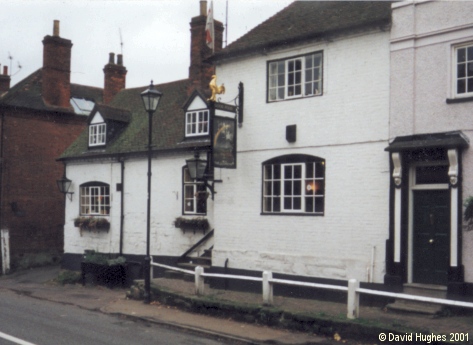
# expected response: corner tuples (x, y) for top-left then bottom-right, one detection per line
(117, 54), (123, 66)
(200, 1), (207, 16)
(109, 52), (115, 64)
(53, 20), (60, 37)
(3, 66), (8, 75)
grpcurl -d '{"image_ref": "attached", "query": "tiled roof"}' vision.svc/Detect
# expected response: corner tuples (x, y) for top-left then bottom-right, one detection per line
(212, 1), (392, 61)
(0, 69), (103, 113)
(59, 79), (210, 160)
(91, 104), (131, 124)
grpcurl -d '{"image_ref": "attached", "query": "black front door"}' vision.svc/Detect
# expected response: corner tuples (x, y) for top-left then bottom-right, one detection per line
(413, 190), (450, 285)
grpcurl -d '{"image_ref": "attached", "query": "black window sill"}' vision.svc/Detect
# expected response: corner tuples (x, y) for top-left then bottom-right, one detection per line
(446, 96), (473, 104)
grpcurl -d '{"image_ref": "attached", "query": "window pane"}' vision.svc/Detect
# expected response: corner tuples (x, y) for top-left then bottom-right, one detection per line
(458, 79), (466, 94)
(305, 56), (312, 68)
(315, 197), (324, 213)
(294, 181), (301, 195)
(416, 165), (449, 184)
(264, 181), (272, 195)
(273, 197), (281, 212)
(264, 197), (272, 212)
(284, 181), (292, 195)
(306, 162), (314, 178)
(264, 165), (272, 179)
(274, 165), (281, 179)
(278, 61), (285, 73)
(305, 70), (313, 83)
(306, 197), (314, 213)
(468, 46), (473, 60)
(295, 165), (302, 178)
(293, 197), (301, 210)
(458, 63), (466, 78)
(274, 181), (281, 195)
(284, 165), (292, 179)
(468, 78), (473, 93)
(284, 197), (292, 209)
(468, 62), (473, 77)
(315, 180), (324, 195)
(458, 47), (466, 63)
(278, 87), (285, 100)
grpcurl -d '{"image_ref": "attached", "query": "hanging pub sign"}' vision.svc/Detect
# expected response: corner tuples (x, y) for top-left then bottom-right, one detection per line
(213, 115), (236, 168)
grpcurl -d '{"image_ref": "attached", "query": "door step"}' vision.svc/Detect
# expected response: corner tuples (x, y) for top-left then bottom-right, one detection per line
(386, 284), (447, 315)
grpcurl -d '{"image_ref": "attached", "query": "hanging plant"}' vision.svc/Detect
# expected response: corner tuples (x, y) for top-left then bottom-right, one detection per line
(174, 216), (209, 232)
(74, 216), (110, 232)
(464, 196), (473, 231)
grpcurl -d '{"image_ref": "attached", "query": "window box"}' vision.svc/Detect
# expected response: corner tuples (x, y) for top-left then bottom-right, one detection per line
(74, 216), (110, 232)
(174, 216), (209, 233)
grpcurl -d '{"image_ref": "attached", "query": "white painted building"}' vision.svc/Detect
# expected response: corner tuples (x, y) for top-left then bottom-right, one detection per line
(61, 1), (473, 299)
(60, 1), (393, 292)
(385, 0), (473, 297)
(209, 1), (391, 286)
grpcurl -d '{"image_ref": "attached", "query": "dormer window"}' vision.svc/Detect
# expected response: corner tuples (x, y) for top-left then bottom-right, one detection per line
(89, 123), (106, 146)
(183, 92), (210, 139)
(186, 109), (209, 137)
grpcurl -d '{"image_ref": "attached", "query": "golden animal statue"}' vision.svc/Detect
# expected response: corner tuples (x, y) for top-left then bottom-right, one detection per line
(208, 75), (225, 102)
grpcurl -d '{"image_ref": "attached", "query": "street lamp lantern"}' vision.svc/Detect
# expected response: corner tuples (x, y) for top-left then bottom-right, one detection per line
(56, 173), (73, 201)
(141, 80), (162, 304)
(186, 152), (207, 180)
(140, 81), (162, 113)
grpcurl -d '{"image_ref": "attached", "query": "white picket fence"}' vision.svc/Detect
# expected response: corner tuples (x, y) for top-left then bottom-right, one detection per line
(149, 258), (473, 319)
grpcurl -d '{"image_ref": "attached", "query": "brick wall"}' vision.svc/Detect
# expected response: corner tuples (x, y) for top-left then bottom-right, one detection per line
(0, 108), (86, 268)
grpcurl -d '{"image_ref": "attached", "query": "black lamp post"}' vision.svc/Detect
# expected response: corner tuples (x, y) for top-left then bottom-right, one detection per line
(140, 81), (162, 304)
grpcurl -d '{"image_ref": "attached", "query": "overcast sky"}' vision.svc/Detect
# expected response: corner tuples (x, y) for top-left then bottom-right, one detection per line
(0, 0), (293, 89)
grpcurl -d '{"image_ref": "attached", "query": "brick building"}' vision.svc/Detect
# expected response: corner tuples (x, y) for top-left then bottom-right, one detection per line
(0, 21), (119, 272)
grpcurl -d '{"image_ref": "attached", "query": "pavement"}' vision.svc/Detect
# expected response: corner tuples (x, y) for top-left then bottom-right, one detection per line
(0, 265), (472, 345)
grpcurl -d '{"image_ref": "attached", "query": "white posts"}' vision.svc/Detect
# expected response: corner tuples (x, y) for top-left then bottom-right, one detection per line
(262, 271), (273, 305)
(1, 229), (10, 275)
(195, 266), (205, 295)
(347, 278), (360, 319)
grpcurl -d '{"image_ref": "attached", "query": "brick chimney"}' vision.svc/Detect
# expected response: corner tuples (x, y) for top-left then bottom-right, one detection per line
(189, 0), (224, 91)
(42, 20), (73, 108)
(103, 52), (127, 104)
(0, 66), (10, 93)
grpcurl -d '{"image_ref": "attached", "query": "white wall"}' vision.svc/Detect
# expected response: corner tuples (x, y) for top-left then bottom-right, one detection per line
(64, 152), (215, 258)
(390, 0), (473, 282)
(212, 30), (391, 282)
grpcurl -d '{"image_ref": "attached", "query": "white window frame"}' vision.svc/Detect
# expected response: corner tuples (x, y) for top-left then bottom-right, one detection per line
(183, 168), (207, 215)
(263, 157), (325, 215)
(80, 183), (110, 216)
(453, 43), (473, 98)
(268, 52), (323, 102)
(185, 110), (209, 137)
(89, 123), (106, 146)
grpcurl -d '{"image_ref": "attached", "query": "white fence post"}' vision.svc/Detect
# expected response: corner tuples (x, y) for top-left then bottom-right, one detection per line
(149, 256), (154, 280)
(1, 229), (10, 275)
(347, 278), (360, 319)
(195, 266), (205, 295)
(262, 271), (273, 305)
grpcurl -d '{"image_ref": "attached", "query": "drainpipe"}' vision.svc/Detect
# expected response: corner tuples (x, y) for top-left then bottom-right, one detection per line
(119, 158), (125, 256)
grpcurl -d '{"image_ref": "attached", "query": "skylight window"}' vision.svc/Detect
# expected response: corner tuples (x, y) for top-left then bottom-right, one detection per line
(71, 98), (95, 116)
